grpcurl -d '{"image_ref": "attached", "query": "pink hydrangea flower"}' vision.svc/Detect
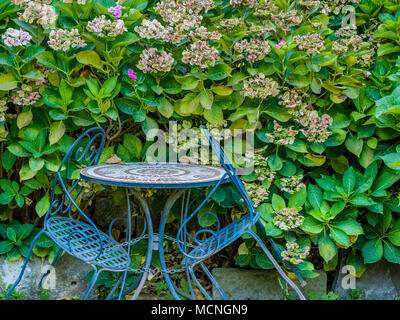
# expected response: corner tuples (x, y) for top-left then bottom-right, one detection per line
(108, 4), (125, 18)
(127, 69), (137, 80)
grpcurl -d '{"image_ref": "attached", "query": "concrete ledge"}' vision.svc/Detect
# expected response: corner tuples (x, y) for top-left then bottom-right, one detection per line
(212, 268), (326, 300)
(0, 254), (96, 300)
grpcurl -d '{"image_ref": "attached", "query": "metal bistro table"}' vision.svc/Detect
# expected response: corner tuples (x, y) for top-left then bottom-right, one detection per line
(80, 162), (228, 299)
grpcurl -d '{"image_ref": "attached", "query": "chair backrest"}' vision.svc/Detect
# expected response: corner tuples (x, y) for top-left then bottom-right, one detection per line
(202, 126), (257, 218)
(44, 127), (106, 224)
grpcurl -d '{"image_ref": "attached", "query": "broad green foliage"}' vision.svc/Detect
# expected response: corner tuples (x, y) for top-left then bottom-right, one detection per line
(0, 222), (57, 261)
(0, 0), (399, 276)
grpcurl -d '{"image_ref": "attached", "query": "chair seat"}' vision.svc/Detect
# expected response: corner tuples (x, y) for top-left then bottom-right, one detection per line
(46, 217), (130, 271)
(182, 214), (252, 265)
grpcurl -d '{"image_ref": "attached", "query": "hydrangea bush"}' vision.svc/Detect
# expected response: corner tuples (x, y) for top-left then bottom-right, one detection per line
(0, 0), (400, 279)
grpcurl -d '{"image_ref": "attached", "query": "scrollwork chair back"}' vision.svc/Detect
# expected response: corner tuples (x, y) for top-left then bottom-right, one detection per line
(176, 125), (306, 300)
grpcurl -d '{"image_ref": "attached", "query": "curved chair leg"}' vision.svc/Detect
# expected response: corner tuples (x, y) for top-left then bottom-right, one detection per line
(81, 265), (105, 300)
(246, 229), (306, 300)
(257, 220), (306, 286)
(188, 266), (212, 300)
(36, 248), (64, 291)
(185, 264), (196, 300)
(104, 273), (124, 300)
(199, 262), (228, 300)
(6, 229), (46, 300)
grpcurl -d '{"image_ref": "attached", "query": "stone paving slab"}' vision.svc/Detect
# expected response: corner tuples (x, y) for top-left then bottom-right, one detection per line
(332, 260), (400, 300)
(212, 268), (326, 300)
(0, 254), (95, 300)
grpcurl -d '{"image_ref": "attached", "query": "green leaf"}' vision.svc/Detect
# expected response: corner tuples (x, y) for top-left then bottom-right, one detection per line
(380, 153), (400, 170)
(272, 194), (285, 211)
(36, 51), (60, 71)
(180, 93), (200, 113)
(255, 253), (274, 269)
(286, 139), (308, 153)
(373, 171), (400, 193)
(0, 73), (18, 91)
(35, 193), (50, 217)
(158, 98), (174, 118)
(329, 201), (346, 219)
(199, 90), (213, 109)
(343, 167), (356, 194)
(383, 242), (400, 263)
(49, 121), (66, 145)
(7, 227), (17, 242)
(206, 63), (232, 80)
(0, 192), (14, 205)
(20, 164), (38, 181)
(257, 203), (274, 222)
(17, 224), (34, 241)
(377, 43), (400, 56)
(308, 184), (323, 209)
(388, 229), (400, 246)
(268, 155), (282, 171)
(29, 158), (44, 171)
(123, 134), (142, 159)
(333, 219), (363, 235)
(318, 233), (337, 263)
(0, 240), (14, 254)
(111, 32), (140, 49)
(17, 110), (33, 129)
(181, 77), (199, 90)
(76, 50), (103, 69)
(8, 143), (30, 157)
(349, 194), (376, 206)
(288, 187), (307, 207)
(2, 150), (16, 172)
(59, 79), (73, 104)
(210, 85), (233, 96)
(345, 135), (363, 157)
(263, 106), (291, 122)
(35, 235), (54, 248)
(301, 216), (325, 234)
(362, 238), (383, 263)
(22, 45), (45, 65)
(316, 175), (337, 192)
(329, 227), (349, 247)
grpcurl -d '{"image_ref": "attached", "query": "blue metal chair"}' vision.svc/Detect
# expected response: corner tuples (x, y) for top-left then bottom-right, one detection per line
(176, 126), (307, 300)
(6, 127), (131, 300)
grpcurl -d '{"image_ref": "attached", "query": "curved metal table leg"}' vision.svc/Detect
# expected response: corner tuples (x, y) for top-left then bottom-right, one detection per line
(114, 188), (133, 300)
(158, 189), (186, 300)
(129, 190), (154, 300)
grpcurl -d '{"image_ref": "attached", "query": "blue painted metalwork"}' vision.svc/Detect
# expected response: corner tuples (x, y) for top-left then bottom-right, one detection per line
(175, 126), (307, 300)
(6, 127), (131, 300)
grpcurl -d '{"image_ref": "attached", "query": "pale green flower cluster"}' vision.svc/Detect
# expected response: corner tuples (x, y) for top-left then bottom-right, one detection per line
(87, 15), (127, 37)
(280, 175), (306, 194)
(137, 48), (175, 73)
(48, 28), (87, 51)
(181, 41), (220, 69)
(294, 33), (325, 54)
(241, 74), (279, 99)
(2, 28), (32, 47)
(265, 121), (298, 145)
(233, 39), (271, 63)
(281, 241), (310, 264)
(273, 207), (304, 231)
(14, 0), (57, 29)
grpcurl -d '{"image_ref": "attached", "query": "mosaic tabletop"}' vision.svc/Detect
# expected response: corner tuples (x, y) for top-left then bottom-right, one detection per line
(80, 162), (229, 189)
